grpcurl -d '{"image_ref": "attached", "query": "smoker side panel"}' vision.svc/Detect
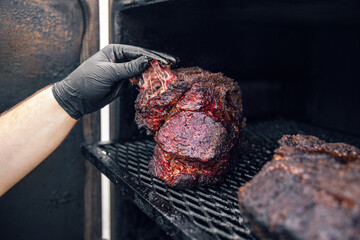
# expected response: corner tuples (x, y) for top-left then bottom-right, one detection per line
(0, 1), (85, 239)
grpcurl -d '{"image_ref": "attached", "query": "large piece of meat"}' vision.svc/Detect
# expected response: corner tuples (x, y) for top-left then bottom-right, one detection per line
(238, 134), (360, 240)
(131, 60), (245, 188)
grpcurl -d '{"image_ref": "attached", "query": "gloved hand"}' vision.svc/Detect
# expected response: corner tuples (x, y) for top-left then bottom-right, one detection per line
(52, 44), (177, 119)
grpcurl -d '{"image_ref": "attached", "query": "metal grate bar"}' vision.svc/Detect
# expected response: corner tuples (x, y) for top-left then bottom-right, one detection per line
(82, 119), (360, 240)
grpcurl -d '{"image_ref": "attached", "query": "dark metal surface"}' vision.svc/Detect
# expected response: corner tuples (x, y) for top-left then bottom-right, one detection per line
(114, 0), (171, 11)
(78, 0), (102, 239)
(82, 119), (360, 240)
(0, 0), (85, 239)
(113, 0), (360, 136)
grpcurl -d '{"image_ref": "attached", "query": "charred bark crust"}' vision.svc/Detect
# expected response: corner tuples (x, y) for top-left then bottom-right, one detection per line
(238, 134), (360, 240)
(131, 62), (245, 188)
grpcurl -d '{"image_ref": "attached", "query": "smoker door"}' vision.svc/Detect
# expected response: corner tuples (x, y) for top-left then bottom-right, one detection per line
(0, 0), (99, 239)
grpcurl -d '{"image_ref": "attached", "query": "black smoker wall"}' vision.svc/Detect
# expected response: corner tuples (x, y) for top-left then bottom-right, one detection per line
(113, 0), (360, 137)
(0, 1), (85, 239)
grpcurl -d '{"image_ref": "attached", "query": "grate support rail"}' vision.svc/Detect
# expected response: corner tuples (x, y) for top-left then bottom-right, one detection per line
(82, 119), (360, 240)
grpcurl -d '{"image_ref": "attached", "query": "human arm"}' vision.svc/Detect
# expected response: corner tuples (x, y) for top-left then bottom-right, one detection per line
(0, 44), (177, 196)
(0, 86), (77, 196)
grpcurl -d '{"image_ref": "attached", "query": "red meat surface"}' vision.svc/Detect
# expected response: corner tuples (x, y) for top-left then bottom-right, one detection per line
(131, 60), (245, 188)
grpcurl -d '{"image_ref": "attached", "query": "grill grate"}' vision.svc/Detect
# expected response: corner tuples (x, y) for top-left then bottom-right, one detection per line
(82, 119), (360, 240)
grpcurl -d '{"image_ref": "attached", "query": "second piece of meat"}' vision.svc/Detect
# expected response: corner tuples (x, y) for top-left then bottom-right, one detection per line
(238, 134), (360, 240)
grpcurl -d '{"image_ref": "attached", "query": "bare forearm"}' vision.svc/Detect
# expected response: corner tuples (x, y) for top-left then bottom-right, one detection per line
(0, 86), (77, 196)
(0, 44), (177, 196)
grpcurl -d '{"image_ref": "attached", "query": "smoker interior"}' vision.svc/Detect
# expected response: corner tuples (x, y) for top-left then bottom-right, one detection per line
(112, 0), (360, 140)
(89, 0), (360, 239)
(83, 119), (360, 240)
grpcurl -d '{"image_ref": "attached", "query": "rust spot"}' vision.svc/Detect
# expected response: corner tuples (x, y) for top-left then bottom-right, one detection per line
(0, 0), (83, 79)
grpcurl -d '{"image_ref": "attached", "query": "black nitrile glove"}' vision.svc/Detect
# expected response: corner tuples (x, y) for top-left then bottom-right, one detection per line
(52, 44), (177, 119)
